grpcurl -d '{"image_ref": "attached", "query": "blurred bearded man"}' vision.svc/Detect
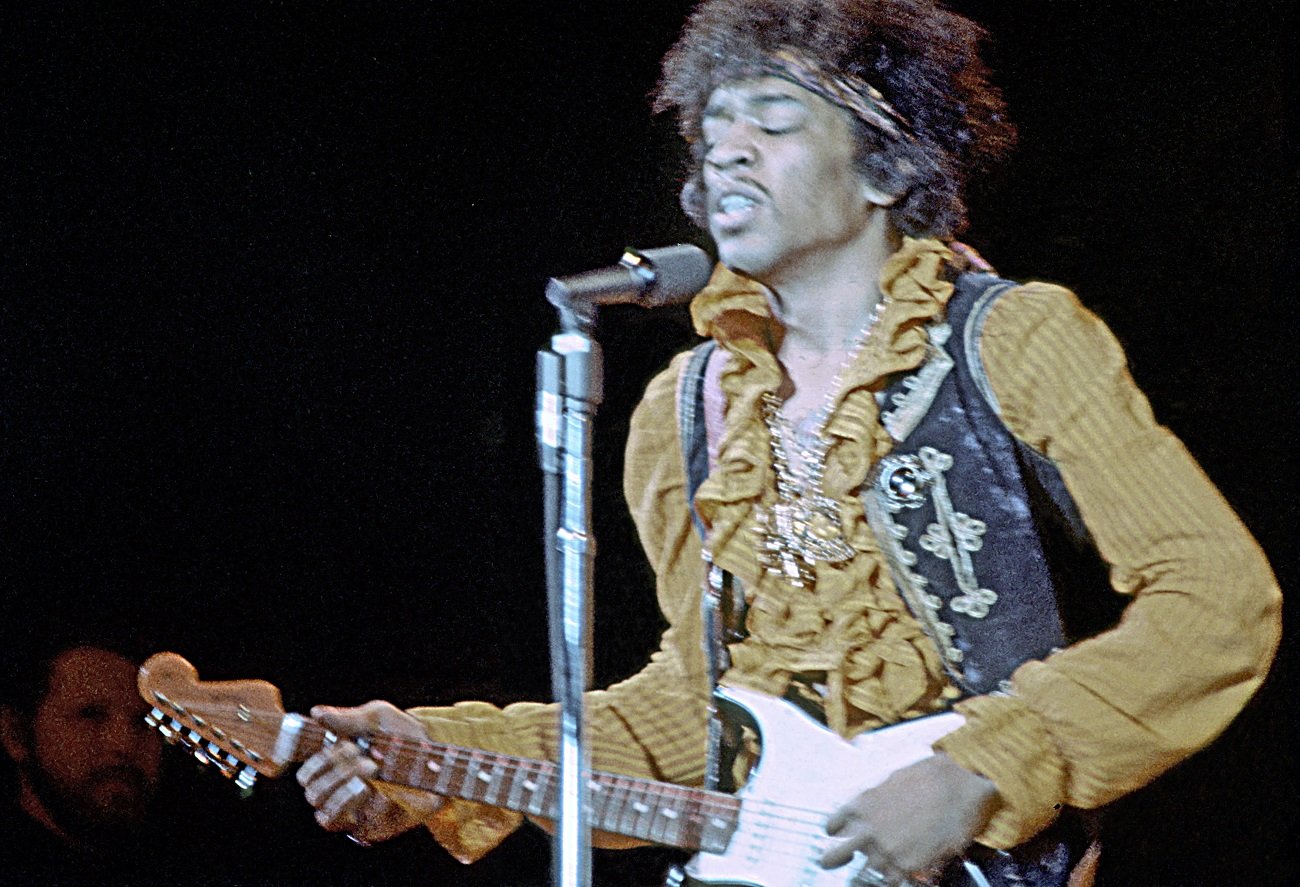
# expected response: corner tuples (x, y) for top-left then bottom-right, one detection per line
(1, 644), (162, 884)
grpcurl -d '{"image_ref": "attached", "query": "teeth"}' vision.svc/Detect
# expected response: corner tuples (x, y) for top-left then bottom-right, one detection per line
(718, 194), (755, 213)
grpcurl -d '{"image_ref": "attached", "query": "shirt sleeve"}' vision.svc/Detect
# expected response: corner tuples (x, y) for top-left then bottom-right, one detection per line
(933, 283), (1281, 847)
(397, 352), (716, 863)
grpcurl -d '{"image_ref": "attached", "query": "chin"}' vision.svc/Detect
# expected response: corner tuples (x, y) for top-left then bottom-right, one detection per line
(714, 240), (773, 281)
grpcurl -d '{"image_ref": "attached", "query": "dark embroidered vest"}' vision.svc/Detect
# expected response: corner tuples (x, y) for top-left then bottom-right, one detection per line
(677, 272), (1113, 887)
(864, 272), (1087, 694)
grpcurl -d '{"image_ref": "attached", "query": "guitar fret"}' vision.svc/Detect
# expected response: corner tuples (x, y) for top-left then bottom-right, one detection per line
(404, 742), (425, 787)
(647, 803), (669, 845)
(613, 775), (644, 837)
(525, 763), (550, 817)
(504, 757), (530, 811)
(596, 775), (629, 835)
(464, 750), (488, 802)
(419, 749), (442, 790)
(625, 785), (654, 841)
(481, 757), (509, 806)
(588, 775), (609, 830)
(432, 747), (457, 796)
(679, 794), (706, 850)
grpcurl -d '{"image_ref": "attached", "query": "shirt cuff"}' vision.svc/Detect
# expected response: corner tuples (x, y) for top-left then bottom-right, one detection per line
(424, 799), (524, 864)
(932, 693), (1067, 848)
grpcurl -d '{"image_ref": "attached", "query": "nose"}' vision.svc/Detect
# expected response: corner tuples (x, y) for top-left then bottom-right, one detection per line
(99, 711), (144, 757)
(705, 120), (756, 170)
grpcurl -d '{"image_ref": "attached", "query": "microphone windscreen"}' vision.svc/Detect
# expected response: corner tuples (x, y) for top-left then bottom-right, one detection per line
(637, 244), (713, 307)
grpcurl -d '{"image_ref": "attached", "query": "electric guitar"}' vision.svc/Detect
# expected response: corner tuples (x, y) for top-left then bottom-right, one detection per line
(138, 652), (972, 887)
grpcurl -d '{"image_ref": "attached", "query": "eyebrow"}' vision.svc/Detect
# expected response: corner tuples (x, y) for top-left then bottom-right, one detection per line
(702, 90), (807, 120)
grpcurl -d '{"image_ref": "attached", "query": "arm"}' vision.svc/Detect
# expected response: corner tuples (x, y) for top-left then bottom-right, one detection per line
(300, 354), (717, 862)
(820, 282), (1280, 876)
(930, 283), (1282, 847)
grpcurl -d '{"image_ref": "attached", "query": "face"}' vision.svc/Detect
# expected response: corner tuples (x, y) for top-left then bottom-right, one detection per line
(701, 76), (886, 284)
(23, 648), (162, 833)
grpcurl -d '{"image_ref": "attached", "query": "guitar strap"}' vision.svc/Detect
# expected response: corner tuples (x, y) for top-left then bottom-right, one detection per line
(677, 338), (737, 791)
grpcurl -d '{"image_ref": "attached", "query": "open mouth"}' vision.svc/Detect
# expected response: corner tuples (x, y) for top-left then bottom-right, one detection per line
(711, 192), (760, 230)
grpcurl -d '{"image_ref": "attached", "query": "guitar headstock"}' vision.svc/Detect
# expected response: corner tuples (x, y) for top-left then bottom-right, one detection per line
(138, 652), (293, 792)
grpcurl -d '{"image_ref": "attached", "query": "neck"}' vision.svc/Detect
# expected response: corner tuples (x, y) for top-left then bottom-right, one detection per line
(766, 213), (900, 354)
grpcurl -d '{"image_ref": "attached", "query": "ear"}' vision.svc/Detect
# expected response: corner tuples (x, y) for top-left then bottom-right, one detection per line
(0, 705), (32, 764)
(861, 177), (901, 209)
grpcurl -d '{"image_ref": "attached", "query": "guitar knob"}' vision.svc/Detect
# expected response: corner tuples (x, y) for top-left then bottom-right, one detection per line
(663, 864), (686, 886)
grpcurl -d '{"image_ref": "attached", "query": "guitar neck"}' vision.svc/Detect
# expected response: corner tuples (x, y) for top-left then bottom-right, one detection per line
(287, 718), (737, 853)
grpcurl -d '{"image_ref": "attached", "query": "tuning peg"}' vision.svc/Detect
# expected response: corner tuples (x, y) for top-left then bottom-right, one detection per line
(156, 719), (180, 743)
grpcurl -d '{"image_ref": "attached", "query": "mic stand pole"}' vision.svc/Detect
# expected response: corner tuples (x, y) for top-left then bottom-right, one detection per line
(536, 303), (601, 887)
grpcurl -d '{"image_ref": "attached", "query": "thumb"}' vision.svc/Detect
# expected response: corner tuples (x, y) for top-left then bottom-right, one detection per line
(310, 701), (391, 735)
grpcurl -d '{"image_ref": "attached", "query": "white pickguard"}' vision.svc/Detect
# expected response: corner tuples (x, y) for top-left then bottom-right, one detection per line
(683, 686), (964, 887)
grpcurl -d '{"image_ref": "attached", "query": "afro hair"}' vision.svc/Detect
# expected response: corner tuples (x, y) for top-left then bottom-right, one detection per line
(655, 0), (1015, 237)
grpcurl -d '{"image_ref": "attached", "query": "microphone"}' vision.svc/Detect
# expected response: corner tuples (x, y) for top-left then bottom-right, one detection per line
(545, 244), (713, 312)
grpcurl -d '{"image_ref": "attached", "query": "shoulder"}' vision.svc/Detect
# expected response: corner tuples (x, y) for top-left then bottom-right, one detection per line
(628, 348), (697, 440)
(969, 279), (1140, 448)
(976, 280), (1127, 379)
(624, 348), (699, 497)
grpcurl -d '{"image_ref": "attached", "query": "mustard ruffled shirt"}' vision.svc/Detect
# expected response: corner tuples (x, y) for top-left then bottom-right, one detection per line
(399, 238), (1280, 861)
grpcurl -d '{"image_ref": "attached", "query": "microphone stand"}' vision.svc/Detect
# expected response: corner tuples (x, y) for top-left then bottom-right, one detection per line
(535, 303), (601, 887)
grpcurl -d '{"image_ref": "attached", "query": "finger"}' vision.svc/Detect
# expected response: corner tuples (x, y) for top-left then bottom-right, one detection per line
(825, 806), (854, 836)
(311, 702), (390, 735)
(296, 746), (343, 787)
(314, 774), (370, 832)
(301, 751), (377, 808)
(820, 834), (862, 870)
(820, 815), (876, 870)
(297, 740), (365, 788)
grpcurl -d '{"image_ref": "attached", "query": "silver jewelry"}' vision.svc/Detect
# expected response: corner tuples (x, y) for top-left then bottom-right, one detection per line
(756, 298), (888, 588)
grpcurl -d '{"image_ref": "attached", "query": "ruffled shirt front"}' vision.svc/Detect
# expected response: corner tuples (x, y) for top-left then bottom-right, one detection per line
(689, 237), (963, 737)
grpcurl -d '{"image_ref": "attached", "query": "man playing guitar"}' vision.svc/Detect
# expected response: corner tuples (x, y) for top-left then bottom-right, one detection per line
(288, 1), (1281, 884)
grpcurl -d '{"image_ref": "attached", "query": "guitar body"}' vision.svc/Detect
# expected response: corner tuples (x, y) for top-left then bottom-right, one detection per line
(682, 686), (963, 887)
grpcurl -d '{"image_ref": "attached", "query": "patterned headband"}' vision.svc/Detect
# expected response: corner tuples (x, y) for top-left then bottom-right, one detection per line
(765, 47), (913, 142)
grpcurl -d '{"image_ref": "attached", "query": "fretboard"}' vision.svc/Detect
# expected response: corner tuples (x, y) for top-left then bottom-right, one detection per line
(293, 722), (738, 852)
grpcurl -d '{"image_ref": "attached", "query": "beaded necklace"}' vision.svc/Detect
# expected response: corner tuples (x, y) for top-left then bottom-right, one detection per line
(756, 297), (888, 588)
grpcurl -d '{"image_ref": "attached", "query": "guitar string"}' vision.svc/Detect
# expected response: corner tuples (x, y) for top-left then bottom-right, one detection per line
(170, 712), (852, 875)
(167, 707), (868, 852)
(160, 703), (908, 864)
(340, 724), (846, 830)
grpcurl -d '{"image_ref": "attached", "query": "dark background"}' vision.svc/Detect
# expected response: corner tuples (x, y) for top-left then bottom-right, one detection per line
(2, 1), (1294, 884)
